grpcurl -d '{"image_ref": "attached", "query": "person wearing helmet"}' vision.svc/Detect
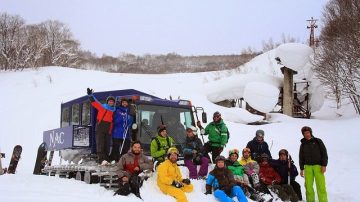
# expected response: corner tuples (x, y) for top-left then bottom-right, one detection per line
(205, 155), (248, 202)
(246, 129), (272, 162)
(182, 127), (209, 179)
(86, 88), (115, 164)
(239, 148), (260, 188)
(110, 97), (133, 162)
(197, 111), (229, 163)
(269, 149), (302, 201)
(157, 147), (193, 202)
(299, 126), (328, 202)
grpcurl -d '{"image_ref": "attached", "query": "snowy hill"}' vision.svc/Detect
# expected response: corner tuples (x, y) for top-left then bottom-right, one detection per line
(1, 47), (360, 201)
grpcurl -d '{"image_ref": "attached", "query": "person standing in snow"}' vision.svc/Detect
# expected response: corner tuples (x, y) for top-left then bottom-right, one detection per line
(157, 147), (193, 202)
(115, 141), (153, 198)
(205, 155), (248, 202)
(246, 129), (272, 162)
(270, 149), (302, 201)
(110, 98), (133, 162)
(197, 111), (229, 163)
(182, 126), (209, 179)
(299, 126), (328, 202)
(87, 88), (115, 164)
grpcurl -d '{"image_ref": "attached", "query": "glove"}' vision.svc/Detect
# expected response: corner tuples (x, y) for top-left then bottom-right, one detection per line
(87, 88), (93, 95)
(182, 178), (191, 185)
(171, 180), (183, 188)
(204, 190), (212, 195)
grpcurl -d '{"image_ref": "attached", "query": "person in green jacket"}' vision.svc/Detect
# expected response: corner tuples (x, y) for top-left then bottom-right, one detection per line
(299, 126), (328, 202)
(198, 111), (229, 163)
(150, 125), (175, 164)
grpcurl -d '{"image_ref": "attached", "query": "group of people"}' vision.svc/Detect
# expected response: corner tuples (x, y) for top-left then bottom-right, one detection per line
(87, 88), (133, 165)
(87, 89), (328, 202)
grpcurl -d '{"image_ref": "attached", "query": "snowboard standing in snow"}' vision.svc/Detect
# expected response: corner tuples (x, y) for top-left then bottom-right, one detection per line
(33, 142), (47, 175)
(7, 145), (22, 174)
(0, 152), (5, 175)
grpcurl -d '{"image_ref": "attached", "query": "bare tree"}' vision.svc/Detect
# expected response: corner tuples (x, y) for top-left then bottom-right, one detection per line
(314, 0), (360, 113)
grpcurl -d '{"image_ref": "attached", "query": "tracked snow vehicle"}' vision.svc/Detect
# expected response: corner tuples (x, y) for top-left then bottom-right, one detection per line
(37, 89), (207, 189)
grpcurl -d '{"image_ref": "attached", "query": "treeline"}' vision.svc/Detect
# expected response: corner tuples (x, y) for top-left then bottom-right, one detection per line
(314, 0), (360, 114)
(0, 12), (258, 73)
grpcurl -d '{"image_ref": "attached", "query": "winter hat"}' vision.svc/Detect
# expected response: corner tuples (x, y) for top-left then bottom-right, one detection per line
(260, 153), (269, 161)
(186, 126), (197, 135)
(242, 148), (251, 155)
(229, 149), (239, 158)
(255, 129), (265, 138)
(278, 149), (288, 157)
(301, 126), (312, 135)
(157, 125), (167, 134)
(106, 96), (115, 103)
(213, 111), (221, 117)
(215, 155), (226, 163)
(167, 147), (179, 158)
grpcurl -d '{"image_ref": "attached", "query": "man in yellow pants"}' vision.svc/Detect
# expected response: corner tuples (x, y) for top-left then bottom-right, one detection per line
(299, 126), (328, 202)
(157, 147), (193, 202)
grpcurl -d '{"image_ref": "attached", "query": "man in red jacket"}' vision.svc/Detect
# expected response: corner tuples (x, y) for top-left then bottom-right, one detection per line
(87, 88), (115, 164)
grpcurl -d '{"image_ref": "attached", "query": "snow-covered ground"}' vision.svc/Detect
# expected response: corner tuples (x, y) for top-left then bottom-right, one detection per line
(1, 46), (359, 202)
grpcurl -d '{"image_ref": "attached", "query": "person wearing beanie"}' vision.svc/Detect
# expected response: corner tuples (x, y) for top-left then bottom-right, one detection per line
(150, 125), (175, 164)
(269, 149), (302, 201)
(110, 97), (134, 162)
(205, 155), (248, 202)
(246, 129), (272, 162)
(197, 111), (229, 163)
(157, 147), (193, 202)
(86, 88), (115, 164)
(299, 126), (328, 202)
(182, 127), (209, 179)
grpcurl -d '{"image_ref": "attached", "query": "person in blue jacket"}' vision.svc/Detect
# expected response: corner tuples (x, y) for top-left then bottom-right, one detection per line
(205, 155), (248, 202)
(110, 98), (133, 162)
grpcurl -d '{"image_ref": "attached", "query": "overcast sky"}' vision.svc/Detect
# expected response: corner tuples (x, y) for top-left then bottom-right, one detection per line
(0, 0), (328, 57)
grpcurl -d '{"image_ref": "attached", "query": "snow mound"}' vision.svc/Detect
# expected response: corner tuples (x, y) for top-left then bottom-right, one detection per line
(275, 43), (313, 72)
(243, 82), (279, 113)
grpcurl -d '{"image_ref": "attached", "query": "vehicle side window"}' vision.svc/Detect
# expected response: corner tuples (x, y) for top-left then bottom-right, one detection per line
(82, 102), (91, 125)
(72, 104), (80, 125)
(61, 107), (70, 127)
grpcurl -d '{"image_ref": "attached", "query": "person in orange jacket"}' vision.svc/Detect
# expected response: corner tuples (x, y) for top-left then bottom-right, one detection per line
(87, 88), (115, 164)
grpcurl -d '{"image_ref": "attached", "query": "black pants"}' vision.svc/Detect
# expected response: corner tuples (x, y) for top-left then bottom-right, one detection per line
(95, 121), (111, 163)
(110, 138), (131, 162)
(290, 180), (302, 200)
(203, 142), (223, 163)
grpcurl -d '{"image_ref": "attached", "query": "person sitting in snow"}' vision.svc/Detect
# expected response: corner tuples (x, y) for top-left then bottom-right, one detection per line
(87, 88), (115, 164)
(239, 148), (260, 188)
(182, 126), (209, 179)
(259, 153), (297, 202)
(246, 129), (272, 162)
(115, 141), (153, 198)
(226, 149), (259, 199)
(150, 125), (175, 165)
(205, 155), (248, 202)
(269, 149), (302, 201)
(197, 111), (229, 163)
(157, 147), (193, 202)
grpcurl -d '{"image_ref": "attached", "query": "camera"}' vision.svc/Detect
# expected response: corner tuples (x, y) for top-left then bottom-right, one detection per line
(0, 153), (5, 158)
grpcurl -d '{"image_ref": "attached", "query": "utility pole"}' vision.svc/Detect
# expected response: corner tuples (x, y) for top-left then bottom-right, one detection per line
(307, 17), (318, 47)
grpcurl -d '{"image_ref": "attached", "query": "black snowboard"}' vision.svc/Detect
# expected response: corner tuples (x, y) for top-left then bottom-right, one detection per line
(7, 145), (22, 174)
(33, 142), (47, 175)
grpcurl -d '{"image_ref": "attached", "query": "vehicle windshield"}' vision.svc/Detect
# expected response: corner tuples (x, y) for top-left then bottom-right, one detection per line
(137, 104), (193, 156)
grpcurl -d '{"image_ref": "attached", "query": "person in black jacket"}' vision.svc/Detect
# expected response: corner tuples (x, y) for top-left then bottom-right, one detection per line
(299, 126), (328, 202)
(246, 129), (272, 162)
(270, 149), (302, 201)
